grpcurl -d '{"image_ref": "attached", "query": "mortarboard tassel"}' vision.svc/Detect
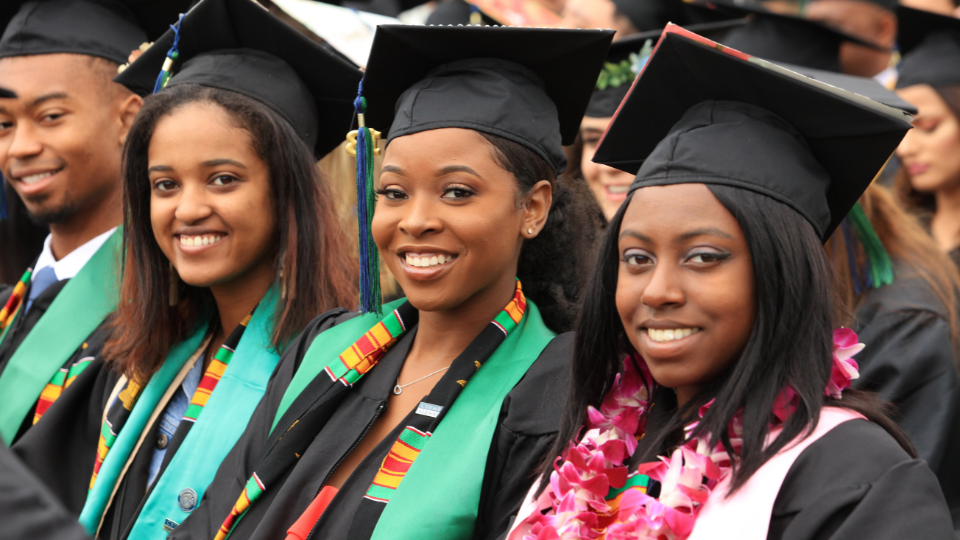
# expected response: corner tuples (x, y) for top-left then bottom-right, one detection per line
(839, 219), (865, 295)
(469, 3), (482, 25)
(152, 14), (185, 94)
(346, 80), (383, 315)
(847, 201), (895, 289)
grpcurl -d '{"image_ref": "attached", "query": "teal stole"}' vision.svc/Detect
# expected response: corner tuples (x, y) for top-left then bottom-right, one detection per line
(80, 287), (280, 537)
(0, 229), (120, 443)
(274, 298), (556, 540)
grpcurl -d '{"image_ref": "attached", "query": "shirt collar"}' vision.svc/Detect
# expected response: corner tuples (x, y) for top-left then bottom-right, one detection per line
(32, 227), (118, 282)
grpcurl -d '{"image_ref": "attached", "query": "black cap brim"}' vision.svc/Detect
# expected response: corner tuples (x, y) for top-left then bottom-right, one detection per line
(595, 24), (912, 238)
(362, 25), (613, 145)
(116, 0), (362, 157)
(782, 63), (917, 113)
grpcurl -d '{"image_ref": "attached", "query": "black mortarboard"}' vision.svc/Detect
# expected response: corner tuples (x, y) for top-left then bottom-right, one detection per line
(586, 20), (746, 118)
(0, 0), (193, 64)
(896, 6), (960, 88)
(115, 0), (362, 157)
(361, 25), (614, 174)
(425, 0), (502, 26)
(784, 64), (917, 113)
(691, 1), (886, 73)
(594, 25), (912, 240)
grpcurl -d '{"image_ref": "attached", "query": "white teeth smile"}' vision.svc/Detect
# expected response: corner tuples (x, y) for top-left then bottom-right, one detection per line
(646, 328), (700, 343)
(607, 185), (630, 194)
(178, 234), (223, 247)
(404, 253), (455, 268)
(20, 171), (57, 185)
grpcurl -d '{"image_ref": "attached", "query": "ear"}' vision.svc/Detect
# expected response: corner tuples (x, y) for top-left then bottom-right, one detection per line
(876, 11), (898, 47)
(117, 92), (143, 147)
(521, 179), (553, 239)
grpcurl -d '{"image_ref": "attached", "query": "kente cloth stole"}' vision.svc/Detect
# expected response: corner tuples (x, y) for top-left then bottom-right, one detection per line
(86, 316), (253, 494)
(0, 229), (121, 443)
(33, 348), (96, 424)
(346, 284), (527, 540)
(126, 289), (281, 540)
(0, 268), (30, 331)
(214, 281), (529, 540)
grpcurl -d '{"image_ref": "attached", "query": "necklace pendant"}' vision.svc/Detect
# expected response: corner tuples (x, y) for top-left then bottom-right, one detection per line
(393, 384), (402, 395)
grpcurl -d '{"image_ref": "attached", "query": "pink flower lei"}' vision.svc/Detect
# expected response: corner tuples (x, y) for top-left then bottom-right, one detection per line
(520, 329), (863, 540)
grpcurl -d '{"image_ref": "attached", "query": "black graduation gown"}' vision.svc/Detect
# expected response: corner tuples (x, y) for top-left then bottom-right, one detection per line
(11, 323), (118, 515)
(0, 441), (90, 540)
(0, 278), (70, 380)
(170, 308), (572, 540)
(849, 265), (960, 527)
(768, 419), (956, 539)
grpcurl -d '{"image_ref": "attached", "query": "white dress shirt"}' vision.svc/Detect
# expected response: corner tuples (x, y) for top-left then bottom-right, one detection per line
(31, 227), (117, 282)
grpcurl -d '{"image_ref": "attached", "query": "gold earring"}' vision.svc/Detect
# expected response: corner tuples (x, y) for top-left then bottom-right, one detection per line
(527, 228), (534, 235)
(168, 261), (179, 307)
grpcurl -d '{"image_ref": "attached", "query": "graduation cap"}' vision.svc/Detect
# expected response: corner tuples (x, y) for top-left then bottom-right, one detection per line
(362, 25), (614, 173)
(0, 0), (193, 64)
(350, 24), (613, 313)
(586, 19), (746, 118)
(114, 0), (362, 158)
(691, 0), (886, 72)
(594, 24), (912, 241)
(784, 63), (917, 113)
(895, 5), (960, 88)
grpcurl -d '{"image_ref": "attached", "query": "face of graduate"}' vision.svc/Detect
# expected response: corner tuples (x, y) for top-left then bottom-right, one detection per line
(148, 102), (278, 292)
(896, 84), (960, 195)
(374, 127), (551, 313)
(616, 183), (756, 404)
(559, 0), (637, 38)
(804, 0), (896, 78)
(581, 116), (635, 220)
(0, 54), (140, 224)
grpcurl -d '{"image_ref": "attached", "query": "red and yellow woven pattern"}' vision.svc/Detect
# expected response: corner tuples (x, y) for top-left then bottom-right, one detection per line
(324, 308), (407, 387)
(0, 269), (31, 331)
(364, 426), (431, 503)
(33, 345), (95, 424)
(215, 473), (264, 540)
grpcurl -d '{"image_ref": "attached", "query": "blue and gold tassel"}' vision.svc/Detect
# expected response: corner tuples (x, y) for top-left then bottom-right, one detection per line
(346, 80), (383, 315)
(152, 14), (184, 94)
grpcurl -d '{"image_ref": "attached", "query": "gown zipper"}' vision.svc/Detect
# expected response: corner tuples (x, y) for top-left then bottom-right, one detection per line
(305, 401), (386, 540)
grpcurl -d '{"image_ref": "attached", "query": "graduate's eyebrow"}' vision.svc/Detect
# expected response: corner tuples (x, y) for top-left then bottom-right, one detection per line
(619, 227), (734, 243)
(678, 227), (734, 242)
(201, 158), (246, 169)
(148, 165), (174, 172)
(436, 164), (480, 178)
(29, 91), (69, 108)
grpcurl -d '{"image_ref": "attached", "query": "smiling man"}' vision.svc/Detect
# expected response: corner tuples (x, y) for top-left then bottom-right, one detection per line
(0, 0), (187, 445)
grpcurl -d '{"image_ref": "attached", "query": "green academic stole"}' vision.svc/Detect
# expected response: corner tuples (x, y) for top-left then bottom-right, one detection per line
(79, 321), (210, 535)
(126, 288), (281, 540)
(0, 229), (121, 443)
(216, 281), (555, 540)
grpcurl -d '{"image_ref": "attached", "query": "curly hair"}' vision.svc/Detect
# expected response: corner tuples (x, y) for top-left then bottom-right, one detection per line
(480, 132), (606, 333)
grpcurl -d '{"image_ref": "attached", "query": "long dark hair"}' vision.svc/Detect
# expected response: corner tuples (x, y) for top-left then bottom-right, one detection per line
(105, 84), (357, 384)
(544, 184), (914, 494)
(480, 132), (606, 333)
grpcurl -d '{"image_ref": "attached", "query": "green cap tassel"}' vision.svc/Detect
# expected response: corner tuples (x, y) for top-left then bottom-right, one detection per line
(847, 202), (895, 291)
(347, 80), (383, 316)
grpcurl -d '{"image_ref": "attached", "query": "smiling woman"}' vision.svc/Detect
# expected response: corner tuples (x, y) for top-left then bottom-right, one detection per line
(507, 26), (955, 540)
(165, 24), (611, 540)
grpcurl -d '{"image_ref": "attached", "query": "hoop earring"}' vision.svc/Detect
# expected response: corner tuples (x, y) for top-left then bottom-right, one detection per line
(168, 261), (179, 307)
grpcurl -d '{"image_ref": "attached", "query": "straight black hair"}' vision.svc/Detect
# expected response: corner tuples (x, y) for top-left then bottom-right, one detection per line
(543, 184), (915, 493)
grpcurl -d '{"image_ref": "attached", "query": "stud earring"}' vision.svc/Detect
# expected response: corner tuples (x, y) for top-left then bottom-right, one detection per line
(527, 228), (534, 235)
(168, 261), (179, 307)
